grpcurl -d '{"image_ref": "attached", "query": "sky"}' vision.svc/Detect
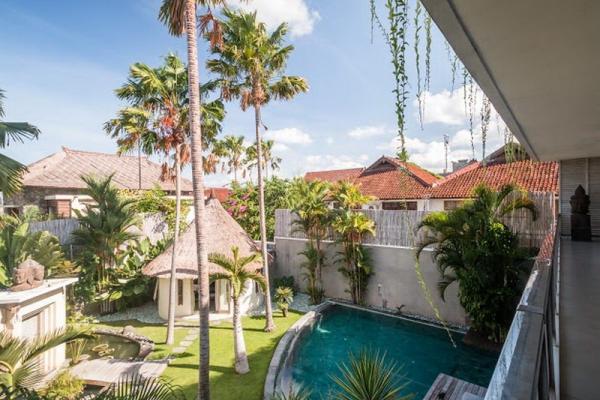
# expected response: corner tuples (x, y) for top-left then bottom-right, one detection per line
(0, 0), (509, 187)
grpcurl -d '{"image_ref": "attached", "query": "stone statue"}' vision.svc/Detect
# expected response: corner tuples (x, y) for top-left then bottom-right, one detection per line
(570, 185), (592, 241)
(10, 259), (45, 292)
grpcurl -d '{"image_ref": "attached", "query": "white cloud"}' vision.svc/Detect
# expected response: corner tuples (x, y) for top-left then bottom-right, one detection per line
(347, 125), (387, 139)
(227, 0), (320, 37)
(272, 142), (290, 152)
(265, 127), (312, 144)
(304, 154), (363, 171)
(326, 136), (334, 145)
(414, 85), (493, 126)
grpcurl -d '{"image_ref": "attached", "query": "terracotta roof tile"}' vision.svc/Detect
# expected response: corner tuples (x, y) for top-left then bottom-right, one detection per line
(429, 160), (559, 198)
(305, 168), (364, 182)
(23, 147), (193, 192)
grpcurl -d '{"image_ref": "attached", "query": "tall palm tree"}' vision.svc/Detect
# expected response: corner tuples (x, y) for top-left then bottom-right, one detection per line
(0, 89), (41, 198)
(220, 135), (246, 183)
(158, 1), (223, 397)
(258, 140), (281, 179)
(106, 54), (224, 345)
(209, 247), (265, 374)
(0, 327), (92, 392)
(207, 11), (308, 330)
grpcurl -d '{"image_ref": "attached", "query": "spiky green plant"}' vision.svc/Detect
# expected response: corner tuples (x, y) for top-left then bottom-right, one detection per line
(0, 327), (92, 392)
(274, 286), (294, 317)
(331, 350), (412, 400)
(271, 385), (312, 400)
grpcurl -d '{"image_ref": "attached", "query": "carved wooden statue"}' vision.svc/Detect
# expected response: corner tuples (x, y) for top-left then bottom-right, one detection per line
(10, 259), (45, 292)
(570, 185), (592, 241)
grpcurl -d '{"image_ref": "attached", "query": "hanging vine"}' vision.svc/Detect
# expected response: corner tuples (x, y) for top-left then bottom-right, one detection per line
(480, 96), (491, 164)
(424, 12), (432, 93)
(414, 0), (424, 129)
(371, 0), (409, 160)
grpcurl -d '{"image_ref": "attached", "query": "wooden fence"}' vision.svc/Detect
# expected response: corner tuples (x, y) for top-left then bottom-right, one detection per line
(28, 213), (169, 245)
(275, 192), (556, 249)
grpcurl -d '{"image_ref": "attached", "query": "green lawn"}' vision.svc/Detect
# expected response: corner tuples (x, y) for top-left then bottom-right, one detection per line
(92, 311), (302, 400)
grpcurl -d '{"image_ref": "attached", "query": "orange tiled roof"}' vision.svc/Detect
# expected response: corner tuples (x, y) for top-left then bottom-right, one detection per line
(205, 187), (231, 203)
(429, 160), (559, 198)
(23, 147), (193, 192)
(304, 157), (437, 200)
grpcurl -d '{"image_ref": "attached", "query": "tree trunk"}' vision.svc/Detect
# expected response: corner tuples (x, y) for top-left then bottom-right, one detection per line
(138, 138), (142, 190)
(166, 148), (182, 345)
(232, 296), (250, 374)
(316, 235), (322, 300)
(184, 1), (210, 398)
(254, 105), (275, 332)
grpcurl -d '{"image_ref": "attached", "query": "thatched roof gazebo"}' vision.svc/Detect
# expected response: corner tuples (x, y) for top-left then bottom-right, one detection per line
(143, 197), (266, 319)
(142, 197), (263, 280)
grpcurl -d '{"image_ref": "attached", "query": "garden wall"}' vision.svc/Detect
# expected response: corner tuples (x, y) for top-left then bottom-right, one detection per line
(273, 237), (467, 326)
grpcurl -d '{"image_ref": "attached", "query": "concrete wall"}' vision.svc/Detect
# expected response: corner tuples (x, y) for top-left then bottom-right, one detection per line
(273, 237), (467, 326)
(560, 158), (600, 236)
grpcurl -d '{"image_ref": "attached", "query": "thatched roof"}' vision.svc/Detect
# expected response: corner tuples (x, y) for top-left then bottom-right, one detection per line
(142, 198), (263, 279)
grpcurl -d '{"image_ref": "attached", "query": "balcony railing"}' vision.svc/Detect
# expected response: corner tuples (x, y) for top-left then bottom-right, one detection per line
(485, 222), (560, 399)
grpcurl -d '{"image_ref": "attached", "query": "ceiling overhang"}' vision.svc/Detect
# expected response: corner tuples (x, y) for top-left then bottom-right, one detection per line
(422, 1), (600, 161)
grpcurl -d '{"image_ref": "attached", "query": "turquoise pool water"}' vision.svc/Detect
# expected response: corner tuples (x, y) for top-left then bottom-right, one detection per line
(291, 304), (498, 399)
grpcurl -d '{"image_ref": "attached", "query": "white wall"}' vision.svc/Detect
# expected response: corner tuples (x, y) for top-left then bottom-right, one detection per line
(273, 237), (467, 326)
(157, 277), (193, 319)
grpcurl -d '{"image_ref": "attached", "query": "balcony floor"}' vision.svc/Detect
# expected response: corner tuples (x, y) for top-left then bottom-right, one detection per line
(560, 237), (600, 400)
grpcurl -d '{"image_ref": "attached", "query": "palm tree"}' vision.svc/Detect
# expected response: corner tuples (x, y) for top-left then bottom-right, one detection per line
(106, 54), (225, 345)
(0, 327), (92, 392)
(209, 247), (266, 374)
(71, 175), (138, 305)
(416, 184), (536, 342)
(220, 135), (247, 182)
(0, 89), (41, 198)
(288, 179), (331, 304)
(207, 10), (309, 331)
(158, 1), (223, 397)
(259, 140), (281, 179)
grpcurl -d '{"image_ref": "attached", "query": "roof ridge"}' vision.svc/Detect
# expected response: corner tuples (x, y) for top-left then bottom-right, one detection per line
(63, 146), (149, 160)
(432, 160), (480, 187)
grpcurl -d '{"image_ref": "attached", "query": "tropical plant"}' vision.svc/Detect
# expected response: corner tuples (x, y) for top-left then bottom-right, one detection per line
(209, 247), (266, 374)
(158, 1), (223, 395)
(288, 179), (331, 304)
(330, 183), (376, 305)
(0, 215), (64, 286)
(245, 140), (281, 180)
(0, 89), (41, 197)
(225, 177), (292, 240)
(207, 9), (309, 331)
(0, 327), (92, 392)
(71, 175), (138, 303)
(39, 370), (85, 400)
(417, 184), (537, 342)
(273, 276), (295, 292)
(124, 186), (191, 235)
(271, 386), (312, 400)
(106, 53), (225, 344)
(274, 286), (294, 317)
(5, 375), (186, 400)
(331, 350), (412, 400)
(219, 135), (247, 182)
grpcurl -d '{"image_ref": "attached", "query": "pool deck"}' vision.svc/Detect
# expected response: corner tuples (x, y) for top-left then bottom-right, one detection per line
(70, 359), (168, 387)
(423, 374), (486, 400)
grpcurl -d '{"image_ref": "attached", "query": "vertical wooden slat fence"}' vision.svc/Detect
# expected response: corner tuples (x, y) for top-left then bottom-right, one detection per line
(275, 192), (556, 249)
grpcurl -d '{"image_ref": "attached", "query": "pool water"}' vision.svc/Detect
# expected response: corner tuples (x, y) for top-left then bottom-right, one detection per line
(291, 304), (498, 399)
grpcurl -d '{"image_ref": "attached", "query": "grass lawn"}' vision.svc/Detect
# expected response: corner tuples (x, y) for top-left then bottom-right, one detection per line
(92, 311), (302, 400)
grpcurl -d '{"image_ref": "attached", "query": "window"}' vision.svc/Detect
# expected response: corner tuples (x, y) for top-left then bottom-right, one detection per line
(382, 201), (417, 210)
(177, 280), (184, 306)
(443, 200), (463, 211)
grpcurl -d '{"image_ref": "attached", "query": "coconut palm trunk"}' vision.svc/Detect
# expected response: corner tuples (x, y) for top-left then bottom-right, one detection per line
(232, 296), (250, 374)
(254, 104), (275, 331)
(166, 146), (182, 345)
(184, 1), (211, 398)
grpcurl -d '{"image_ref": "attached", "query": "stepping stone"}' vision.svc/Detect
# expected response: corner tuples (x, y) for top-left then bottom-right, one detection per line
(184, 335), (198, 341)
(179, 340), (194, 347)
(172, 347), (187, 354)
(187, 329), (197, 334)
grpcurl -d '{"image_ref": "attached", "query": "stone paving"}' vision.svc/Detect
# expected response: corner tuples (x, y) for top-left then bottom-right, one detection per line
(170, 328), (199, 358)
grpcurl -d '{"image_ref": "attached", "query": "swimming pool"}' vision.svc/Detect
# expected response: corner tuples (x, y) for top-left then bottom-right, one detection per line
(290, 304), (498, 399)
